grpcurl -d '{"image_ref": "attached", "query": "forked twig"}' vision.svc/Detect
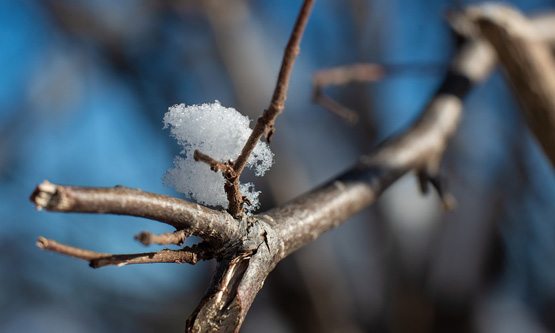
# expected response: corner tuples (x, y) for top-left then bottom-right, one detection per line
(223, 0), (316, 217)
(37, 237), (208, 268)
(312, 63), (385, 123)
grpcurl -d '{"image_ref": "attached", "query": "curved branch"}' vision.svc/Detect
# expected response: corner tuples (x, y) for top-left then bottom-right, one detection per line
(30, 181), (238, 245)
(184, 36), (497, 332)
(468, 4), (555, 168)
(262, 37), (497, 256)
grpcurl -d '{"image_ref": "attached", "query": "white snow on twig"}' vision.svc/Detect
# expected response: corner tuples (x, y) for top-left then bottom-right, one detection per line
(163, 101), (273, 212)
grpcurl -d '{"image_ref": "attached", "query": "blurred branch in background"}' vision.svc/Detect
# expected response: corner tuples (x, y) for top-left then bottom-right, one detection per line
(469, 5), (555, 167)
(313, 63), (385, 123)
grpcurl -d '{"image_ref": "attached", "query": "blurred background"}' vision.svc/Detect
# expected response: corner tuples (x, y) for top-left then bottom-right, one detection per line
(1, 0), (555, 332)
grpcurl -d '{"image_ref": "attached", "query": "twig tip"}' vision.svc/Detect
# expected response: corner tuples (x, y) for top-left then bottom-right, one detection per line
(36, 236), (48, 249)
(31, 180), (57, 210)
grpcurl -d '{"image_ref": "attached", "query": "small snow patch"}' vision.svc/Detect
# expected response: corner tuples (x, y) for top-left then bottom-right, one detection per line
(163, 101), (273, 212)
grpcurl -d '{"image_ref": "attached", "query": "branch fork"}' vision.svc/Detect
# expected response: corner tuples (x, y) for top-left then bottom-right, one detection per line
(195, 0), (316, 219)
(32, 3), (555, 333)
(37, 236), (210, 268)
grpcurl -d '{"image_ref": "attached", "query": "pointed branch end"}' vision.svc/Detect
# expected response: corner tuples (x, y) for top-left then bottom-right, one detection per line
(417, 170), (458, 212)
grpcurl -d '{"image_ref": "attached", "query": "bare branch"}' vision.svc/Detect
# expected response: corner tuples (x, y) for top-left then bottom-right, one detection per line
(312, 93), (360, 123)
(193, 150), (235, 175)
(312, 63), (385, 123)
(135, 230), (191, 246)
(37, 237), (208, 268)
(261, 36), (497, 256)
(468, 4), (555, 168)
(530, 12), (555, 47)
(225, 0), (316, 217)
(313, 63), (385, 87)
(30, 181), (239, 245)
(185, 36), (498, 332)
(186, 218), (281, 332)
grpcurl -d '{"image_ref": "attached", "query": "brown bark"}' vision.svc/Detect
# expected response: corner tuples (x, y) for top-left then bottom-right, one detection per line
(468, 5), (555, 167)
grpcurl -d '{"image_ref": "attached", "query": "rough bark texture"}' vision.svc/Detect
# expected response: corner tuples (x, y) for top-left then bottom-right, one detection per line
(31, 180), (238, 247)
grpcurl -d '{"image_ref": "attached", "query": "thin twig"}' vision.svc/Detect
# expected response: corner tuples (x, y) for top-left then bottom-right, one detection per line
(313, 92), (360, 123)
(311, 62), (450, 123)
(30, 181), (238, 245)
(313, 63), (385, 87)
(194, 150), (235, 175)
(135, 230), (191, 246)
(37, 237), (206, 268)
(224, 0), (316, 218)
(312, 64), (385, 123)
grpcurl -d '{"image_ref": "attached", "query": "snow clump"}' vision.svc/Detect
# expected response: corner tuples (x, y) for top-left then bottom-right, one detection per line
(163, 101), (273, 213)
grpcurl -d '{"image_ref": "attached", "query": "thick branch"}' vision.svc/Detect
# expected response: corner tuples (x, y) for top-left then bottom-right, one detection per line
(261, 37), (497, 256)
(186, 37), (497, 332)
(468, 4), (555, 167)
(37, 237), (206, 268)
(225, 0), (316, 217)
(530, 12), (555, 47)
(186, 218), (281, 333)
(30, 180), (238, 245)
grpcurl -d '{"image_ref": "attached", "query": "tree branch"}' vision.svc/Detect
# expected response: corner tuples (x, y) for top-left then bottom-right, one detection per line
(312, 63), (385, 123)
(467, 4), (555, 168)
(185, 36), (498, 331)
(313, 63), (385, 87)
(135, 230), (191, 246)
(37, 237), (208, 268)
(263, 35), (496, 256)
(225, 0), (316, 217)
(30, 180), (238, 245)
(186, 217), (281, 332)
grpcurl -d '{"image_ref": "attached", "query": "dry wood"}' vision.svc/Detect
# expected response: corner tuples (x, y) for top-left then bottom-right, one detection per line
(468, 4), (555, 167)
(37, 237), (205, 268)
